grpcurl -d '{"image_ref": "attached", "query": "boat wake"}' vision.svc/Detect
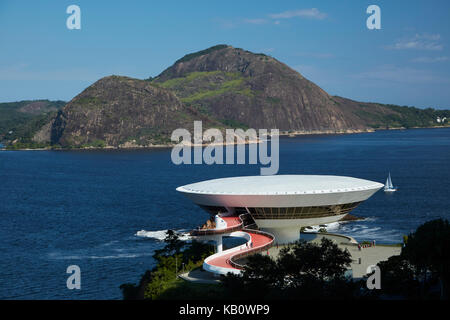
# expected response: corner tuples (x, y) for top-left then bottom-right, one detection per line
(305, 222), (341, 232)
(48, 251), (154, 260)
(305, 217), (401, 243)
(135, 229), (191, 241)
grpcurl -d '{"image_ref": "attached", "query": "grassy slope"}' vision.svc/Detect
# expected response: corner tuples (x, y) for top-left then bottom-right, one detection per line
(154, 71), (253, 128)
(156, 71), (253, 102)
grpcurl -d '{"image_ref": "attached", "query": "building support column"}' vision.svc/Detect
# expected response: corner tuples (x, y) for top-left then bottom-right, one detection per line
(216, 235), (223, 253)
(261, 226), (300, 244)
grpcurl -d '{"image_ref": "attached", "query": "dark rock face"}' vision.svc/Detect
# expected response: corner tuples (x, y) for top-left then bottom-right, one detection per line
(44, 76), (221, 148)
(155, 46), (367, 132)
(34, 45), (446, 148)
(50, 110), (66, 145)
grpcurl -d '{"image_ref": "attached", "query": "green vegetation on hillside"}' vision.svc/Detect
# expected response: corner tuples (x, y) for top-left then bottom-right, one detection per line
(80, 139), (107, 149)
(180, 85), (252, 104)
(157, 71), (253, 106)
(356, 104), (450, 129)
(76, 96), (106, 109)
(0, 100), (64, 139)
(4, 111), (58, 149)
(122, 127), (174, 146)
(158, 71), (224, 89)
(219, 118), (249, 129)
(0, 100), (65, 149)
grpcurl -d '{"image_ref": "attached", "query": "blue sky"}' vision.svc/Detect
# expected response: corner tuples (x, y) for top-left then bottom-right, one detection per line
(1, 0), (449, 109)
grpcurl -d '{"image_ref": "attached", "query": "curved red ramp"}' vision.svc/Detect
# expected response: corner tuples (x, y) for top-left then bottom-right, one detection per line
(193, 214), (274, 275)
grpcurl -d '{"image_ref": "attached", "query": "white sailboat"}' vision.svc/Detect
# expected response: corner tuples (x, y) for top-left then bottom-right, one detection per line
(384, 172), (397, 192)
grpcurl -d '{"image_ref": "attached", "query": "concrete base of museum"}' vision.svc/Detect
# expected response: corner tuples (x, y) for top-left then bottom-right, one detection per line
(260, 226), (301, 244)
(256, 214), (348, 244)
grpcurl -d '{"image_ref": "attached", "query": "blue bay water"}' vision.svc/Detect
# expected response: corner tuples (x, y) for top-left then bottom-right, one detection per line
(0, 128), (449, 299)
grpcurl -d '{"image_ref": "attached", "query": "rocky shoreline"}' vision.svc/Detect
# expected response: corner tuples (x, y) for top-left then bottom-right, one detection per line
(2, 125), (449, 151)
(340, 214), (365, 222)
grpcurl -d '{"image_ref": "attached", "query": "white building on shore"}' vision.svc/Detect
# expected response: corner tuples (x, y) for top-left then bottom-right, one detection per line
(177, 175), (383, 243)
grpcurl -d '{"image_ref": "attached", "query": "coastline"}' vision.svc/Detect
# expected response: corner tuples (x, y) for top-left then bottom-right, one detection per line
(1, 125), (449, 151)
(1, 123), (446, 300)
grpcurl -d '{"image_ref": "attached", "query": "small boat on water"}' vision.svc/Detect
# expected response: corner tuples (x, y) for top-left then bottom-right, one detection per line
(384, 172), (397, 192)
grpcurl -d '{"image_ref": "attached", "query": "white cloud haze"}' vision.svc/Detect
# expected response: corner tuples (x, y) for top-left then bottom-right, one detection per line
(241, 8), (327, 26)
(387, 33), (443, 51)
(411, 56), (449, 63)
(269, 8), (327, 20)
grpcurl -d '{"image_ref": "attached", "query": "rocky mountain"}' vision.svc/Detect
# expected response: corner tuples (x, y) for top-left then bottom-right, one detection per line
(33, 76), (223, 148)
(154, 45), (365, 133)
(3, 45), (449, 149)
(154, 45), (449, 133)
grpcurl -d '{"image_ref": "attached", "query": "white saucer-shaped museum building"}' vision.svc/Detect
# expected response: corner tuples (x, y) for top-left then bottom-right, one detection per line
(177, 175), (383, 243)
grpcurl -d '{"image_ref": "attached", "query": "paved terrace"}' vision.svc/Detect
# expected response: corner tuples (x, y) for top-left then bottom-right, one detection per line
(182, 232), (401, 282)
(267, 233), (402, 279)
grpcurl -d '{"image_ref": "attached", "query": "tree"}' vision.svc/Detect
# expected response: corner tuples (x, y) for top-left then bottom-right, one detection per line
(376, 255), (419, 298)
(222, 254), (281, 299)
(278, 238), (352, 283)
(222, 238), (354, 299)
(277, 238), (353, 298)
(402, 219), (450, 299)
(372, 219), (450, 299)
(120, 232), (214, 300)
(119, 283), (140, 300)
(153, 229), (184, 258)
